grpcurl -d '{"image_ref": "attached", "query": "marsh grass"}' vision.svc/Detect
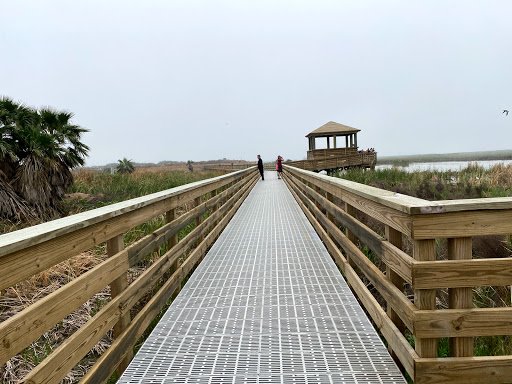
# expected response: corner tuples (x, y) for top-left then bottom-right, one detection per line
(336, 162), (512, 200)
(68, 169), (224, 209)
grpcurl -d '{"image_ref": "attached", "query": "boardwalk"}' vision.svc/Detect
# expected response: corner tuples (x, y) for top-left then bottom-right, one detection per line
(119, 172), (406, 383)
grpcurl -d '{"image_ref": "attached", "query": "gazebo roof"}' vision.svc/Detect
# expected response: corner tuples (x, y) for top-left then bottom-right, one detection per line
(306, 121), (360, 138)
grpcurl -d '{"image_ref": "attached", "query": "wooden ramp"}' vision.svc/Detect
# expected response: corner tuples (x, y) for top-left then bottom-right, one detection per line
(119, 171), (405, 384)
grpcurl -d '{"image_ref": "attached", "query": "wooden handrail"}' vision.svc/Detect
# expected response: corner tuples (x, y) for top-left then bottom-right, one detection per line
(285, 165), (512, 213)
(283, 164), (512, 384)
(0, 168), (255, 257)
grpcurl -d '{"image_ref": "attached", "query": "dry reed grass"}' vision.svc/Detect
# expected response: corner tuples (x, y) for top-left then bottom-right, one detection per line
(0, 252), (114, 384)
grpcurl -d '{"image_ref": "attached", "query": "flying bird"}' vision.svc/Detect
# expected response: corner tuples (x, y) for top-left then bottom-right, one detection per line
(503, 110), (509, 116)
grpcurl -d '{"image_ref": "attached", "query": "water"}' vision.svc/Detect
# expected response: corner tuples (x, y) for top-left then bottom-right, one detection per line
(376, 159), (512, 172)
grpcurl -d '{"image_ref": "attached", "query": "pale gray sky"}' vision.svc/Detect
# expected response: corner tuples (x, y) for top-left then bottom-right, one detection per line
(1, 0), (511, 165)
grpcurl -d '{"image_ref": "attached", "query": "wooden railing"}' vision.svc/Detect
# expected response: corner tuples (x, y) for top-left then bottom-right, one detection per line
(203, 162), (257, 171)
(283, 164), (512, 384)
(307, 147), (359, 160)
(286, 152), (377, 172)
(0, 167), (258, 383)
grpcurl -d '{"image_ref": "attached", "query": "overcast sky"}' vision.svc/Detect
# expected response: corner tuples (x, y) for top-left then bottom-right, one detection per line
(1, 1), (511, 166)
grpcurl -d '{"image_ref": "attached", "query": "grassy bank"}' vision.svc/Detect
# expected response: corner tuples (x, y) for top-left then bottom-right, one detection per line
(0, 168), (225, 383)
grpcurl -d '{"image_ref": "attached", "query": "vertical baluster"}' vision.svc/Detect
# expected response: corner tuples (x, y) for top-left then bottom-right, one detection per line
(325, 192), (334, 222)
(195, 196), (203, 246)
(211, 188), (219, 227)
(314, 185), (322, 210)
(344, 202), (357, 268)
(448, 237), (474, 357)
(413, 239), (437, 357)
(166, 208), (181, 295)
(385, 225), (405, 372)
(107, 234), (132, 374)
(166, 208), (178, 250)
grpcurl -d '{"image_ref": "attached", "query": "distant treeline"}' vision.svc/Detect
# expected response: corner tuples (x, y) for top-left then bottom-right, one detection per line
(378, 149), (512, 165)
(89, 158), (254, 170)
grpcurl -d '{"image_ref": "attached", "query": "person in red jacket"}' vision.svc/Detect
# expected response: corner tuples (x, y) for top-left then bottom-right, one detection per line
(276, 156), (283, 179)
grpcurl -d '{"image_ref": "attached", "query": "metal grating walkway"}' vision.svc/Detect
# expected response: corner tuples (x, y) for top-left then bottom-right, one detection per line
(119, 171), (406, 384)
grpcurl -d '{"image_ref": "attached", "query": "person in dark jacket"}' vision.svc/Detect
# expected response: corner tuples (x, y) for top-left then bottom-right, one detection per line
(257, 155), (264, 180)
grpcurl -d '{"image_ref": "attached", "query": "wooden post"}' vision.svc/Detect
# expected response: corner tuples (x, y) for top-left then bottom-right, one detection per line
(385, 225), (405, 372)
(314, 185), (322, 210)
(354, 133), (358, 148)
(333, 135), (336, 149)
(413, 239), (437, 358)
(448, 237), (474, 357)
(211, 188), (219, 227)
(165, 208), (178, 250)
(222, 183), (229, 218)
(345, 135), (348, 148)
(195, 196), (203, 246)
(165, 207), (181, 294)
(325, 192), (334, 221)
(327, 137), (330, 149)
(344, 202), (357, 268)
(106, 234), (132, 374)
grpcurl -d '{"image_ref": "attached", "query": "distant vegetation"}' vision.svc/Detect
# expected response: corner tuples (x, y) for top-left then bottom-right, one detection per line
(0, 97), (89, 221)
(93, 158), (255, 171)
(378, 149), (512, 165)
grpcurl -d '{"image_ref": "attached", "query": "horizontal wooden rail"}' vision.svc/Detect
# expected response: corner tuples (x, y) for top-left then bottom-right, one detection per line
(0, 167), (258, 383)
(414, 307), (512, 338)
(283, 164), (512, 384)
(414, 355), (512, 384)
(412, 258), (512, 289)
(203, 163), (256, 171)
(411, 210), (512, 239)
(286, 152), (377, 171)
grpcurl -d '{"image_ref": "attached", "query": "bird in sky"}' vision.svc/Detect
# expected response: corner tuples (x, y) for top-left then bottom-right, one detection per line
(503, 110), (509, 116)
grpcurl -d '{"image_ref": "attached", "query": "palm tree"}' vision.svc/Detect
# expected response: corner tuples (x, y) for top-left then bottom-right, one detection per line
(116, 158), (135, 174)
(0, 98), (36, 220)
(0, 96), (89, 220)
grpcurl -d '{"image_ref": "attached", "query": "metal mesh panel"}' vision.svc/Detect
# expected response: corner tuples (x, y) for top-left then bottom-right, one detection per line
(119, 172), (406, 383)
